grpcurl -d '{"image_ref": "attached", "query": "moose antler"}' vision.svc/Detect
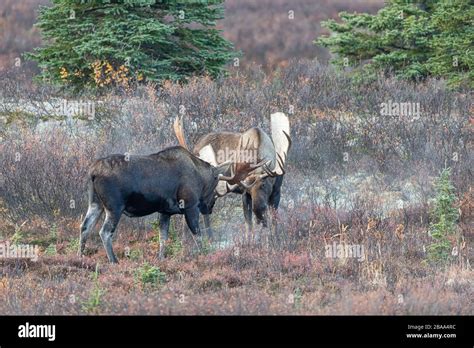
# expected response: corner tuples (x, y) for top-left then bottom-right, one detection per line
(239, 151), (288, 189)
(218, 159), (266, 186)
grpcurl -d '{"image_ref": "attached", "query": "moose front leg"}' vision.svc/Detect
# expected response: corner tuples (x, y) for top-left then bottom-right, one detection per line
(184, 206), (203, 252)
(242, 192), (253, 237)
(158, 213), (171, 260)
(184, 206), (201, 235)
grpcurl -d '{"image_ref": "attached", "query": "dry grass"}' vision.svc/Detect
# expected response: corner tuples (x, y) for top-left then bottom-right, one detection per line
(0, 193), (472, 315)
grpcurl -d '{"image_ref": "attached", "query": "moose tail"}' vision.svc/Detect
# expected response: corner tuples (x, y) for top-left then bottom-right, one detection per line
(173, 116), (189, 150)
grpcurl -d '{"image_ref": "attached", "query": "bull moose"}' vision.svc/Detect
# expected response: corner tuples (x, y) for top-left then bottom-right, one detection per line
(79, 146), (248, 263)
(173, 112), (291, 234)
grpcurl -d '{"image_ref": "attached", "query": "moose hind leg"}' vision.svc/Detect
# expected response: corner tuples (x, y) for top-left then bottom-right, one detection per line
(79, 203), (103, 256)
(99, 210), (121, 263)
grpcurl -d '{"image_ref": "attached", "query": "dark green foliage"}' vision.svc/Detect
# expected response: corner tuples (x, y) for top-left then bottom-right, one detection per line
(82, 264), (104, 313)
(317, 0), (473, 88)
(426, 168), (460, 265)
(27, 0), (235, 90)
(135, 262), (166, 288)
(426, 1), (474, 88)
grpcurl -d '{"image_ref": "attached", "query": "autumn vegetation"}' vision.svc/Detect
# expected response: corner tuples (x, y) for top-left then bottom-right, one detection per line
(0, 0), (472, 315)
(1, 60), (472, 314)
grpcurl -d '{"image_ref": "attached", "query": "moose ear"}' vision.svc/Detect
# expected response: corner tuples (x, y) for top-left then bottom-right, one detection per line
(199, 144), (218, 166)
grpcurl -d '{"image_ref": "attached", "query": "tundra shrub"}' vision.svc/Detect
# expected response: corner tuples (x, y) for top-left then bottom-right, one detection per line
(151, 220), (183, 258)
(426, 168), (460, 265)
(135, 262), (166, 288)
(82, 264), (104, 314)
(44, 244), (57, 256)
(0, 61), (471, 227)
(11, 224), (25, 245)
(66, 237), (80, 255)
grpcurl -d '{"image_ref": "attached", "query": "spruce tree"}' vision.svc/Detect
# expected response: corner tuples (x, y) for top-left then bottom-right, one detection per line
(317, 0), (473, 88)
(426, 168), (460, 266)
(27, 0), (235, 90)
(427, 0), (473, 88)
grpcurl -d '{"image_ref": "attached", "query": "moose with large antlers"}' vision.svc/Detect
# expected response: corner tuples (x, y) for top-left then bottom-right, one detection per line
(79, 146), (261, 263)
(79, 113), (289, 263)
(173, 112), (291, 235)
